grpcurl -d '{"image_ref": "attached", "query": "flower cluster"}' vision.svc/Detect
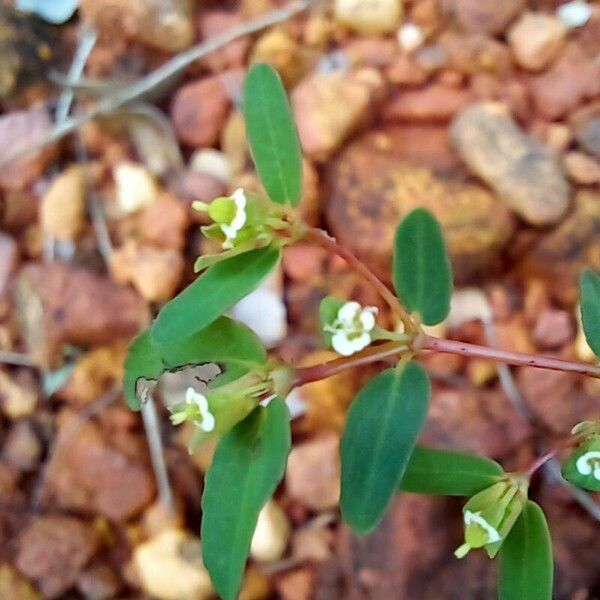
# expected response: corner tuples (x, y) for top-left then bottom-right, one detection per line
(167, 373), (270, 452)
(193, 188), (291, 271)
(455, 477), (528, 559)
(323, 301), (379, 356)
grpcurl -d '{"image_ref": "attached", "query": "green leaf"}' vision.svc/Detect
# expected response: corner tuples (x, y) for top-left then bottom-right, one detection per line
(202, 398), (291, 600)
(400, 447), (504, 496)
(561, 435), (600, 492)
(393, 208), (453, 326)
(580, 270), (600, 357)
(124, 329), (164, 411)
(244, 63), (303, 205)
(341, 362), (431, 534)
(152, 246), (281, 346)
(499, 501), (553, 600)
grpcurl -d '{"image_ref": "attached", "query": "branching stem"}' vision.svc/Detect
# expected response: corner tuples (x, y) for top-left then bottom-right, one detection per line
(305, 227), (415, 331)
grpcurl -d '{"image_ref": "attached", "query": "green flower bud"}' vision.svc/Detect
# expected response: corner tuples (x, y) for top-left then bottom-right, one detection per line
(455, 476), (528, 559)
(168, 373), (270, 453)
(194, 188), (290, 252)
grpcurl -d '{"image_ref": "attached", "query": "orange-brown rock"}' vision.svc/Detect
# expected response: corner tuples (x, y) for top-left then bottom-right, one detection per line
(292, 69), (385, 162)
(16, 515), (99, 599)
(325, 129), (514, 284)
(44, 411), (155, 520)
(80, 0), (194, 52)
(110, 241), (184, 302)
(530, 43), (600, 120)
(170, 75), (231, 148)
(384, 83), (472, 123)
(520, 191), (600, 304)
(451, 103), (569, 225)
(14, 262), (149, 367)
(0, 106), (56, 190)
(444, 0), (525, 35)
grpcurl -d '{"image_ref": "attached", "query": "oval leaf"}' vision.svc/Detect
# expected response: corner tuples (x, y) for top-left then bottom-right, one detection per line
(152, 246), (281, 346)
(341, 362), (431, 534)
(202, 398), (291, 600)
(400, 447), (503, 496)
(393, 208), (453, 326)
(124, 329), (163, 411)
(499, 501), (553, 600)
(580, 270), (600, 358)
(244, 63), (303, 205)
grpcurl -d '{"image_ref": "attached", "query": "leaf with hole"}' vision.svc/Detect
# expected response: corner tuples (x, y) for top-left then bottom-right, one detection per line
(393, 208), (453, 325)
(341, 362), (431, 534)
(400, 447), (504, 496)
(123, 329), (164, 411)
(499, 500), (553, 600)
(244, 63), (303, 205)
(580, 270), (600, 358)
(152, 246), (281, 346)
(201, 398), (291, 600)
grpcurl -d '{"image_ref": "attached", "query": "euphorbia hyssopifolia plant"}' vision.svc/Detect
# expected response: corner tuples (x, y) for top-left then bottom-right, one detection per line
(125, 64), (600, 600)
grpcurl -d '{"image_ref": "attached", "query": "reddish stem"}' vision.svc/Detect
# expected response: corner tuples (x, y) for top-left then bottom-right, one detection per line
(293, 341), (406, 387)
(525, 434), (584, 478)
(305, 228), (414, 331)
(421, 336), (600, 379)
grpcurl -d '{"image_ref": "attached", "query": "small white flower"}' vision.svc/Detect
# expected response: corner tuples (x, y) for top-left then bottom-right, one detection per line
(221, 188), (247, 249)
(464, 510), (502, 544)
(576, 450), (600, 480)
(325, 301), (378, 357)
(185, 387), (216, 432)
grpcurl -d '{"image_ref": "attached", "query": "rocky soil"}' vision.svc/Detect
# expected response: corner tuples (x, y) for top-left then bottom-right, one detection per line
(0, 0), (600, 598)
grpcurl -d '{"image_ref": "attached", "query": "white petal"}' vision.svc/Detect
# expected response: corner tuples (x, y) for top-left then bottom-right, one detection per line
(337, 301), (361, 326)
(198, 408), (215, 432)
(464, 510), (501, 544)
(594, 467), (600, 481)
(576, 451), (600, 476)
(230, 188), (247, 231)
(332, 331), (371, 356)
(359, 307), (378, 332)
(185, 387), (209, 412)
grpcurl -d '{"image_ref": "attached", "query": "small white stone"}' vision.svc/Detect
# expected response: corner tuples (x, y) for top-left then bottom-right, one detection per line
(250, 499), (291, 562)
(133, 528), (213, 600)
(556, 1), (593, 28)
(114, 162), (158, 214)
(335, 0), (403, 35)
(190, 149), (232, 184)
(397, 22), (424, 53)
(231, 271), (287, 348)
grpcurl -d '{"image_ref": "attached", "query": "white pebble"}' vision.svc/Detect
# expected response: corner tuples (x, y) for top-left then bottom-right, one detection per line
(556, 0), (593, 28)
(189, 149), (232, 184)
(114, 162), (158, 214)
(397, 22), (424, 53)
